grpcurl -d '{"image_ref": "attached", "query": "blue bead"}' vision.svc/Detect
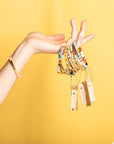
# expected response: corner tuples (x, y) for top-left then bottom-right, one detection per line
(70, 70), (74, 75)
(75, 55), (78, 58)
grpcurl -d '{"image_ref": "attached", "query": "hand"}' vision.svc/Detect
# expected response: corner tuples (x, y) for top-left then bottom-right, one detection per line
(24, 32), (66, 55)
(24, 19), (94, 55)
(67, 19), (95, 49)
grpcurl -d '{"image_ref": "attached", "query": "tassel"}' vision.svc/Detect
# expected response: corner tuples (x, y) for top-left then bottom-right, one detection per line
(78, 84), (86, 105)
(71, 86), (78, 110)
(57, 64), (60, 73)
(87, 81), (96, 103)
(57, 62), (65, 74)
(60, 64), (65, 74)
(82, 81), (91, 106)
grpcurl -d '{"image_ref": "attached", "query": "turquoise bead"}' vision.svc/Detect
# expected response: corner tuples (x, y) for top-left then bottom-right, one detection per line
(59, 50), (62, 53)
(58, 54), (61, 58)
(75, 55), (78, 58)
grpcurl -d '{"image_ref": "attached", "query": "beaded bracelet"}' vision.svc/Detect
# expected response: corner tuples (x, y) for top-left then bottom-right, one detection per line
(78, 47), (88, 69)
(57, 46), (77, 75)
(69, 44), (82, 71)
(72, 41), (84, 70)
(72, 47), (82, 70)
(66, 45), (77, 75)
(9, 57), (22, 77)
(72, 41), (88, 70)
(57, 47), (65, 74)
(68, 45), (80, 72)
(64, 46), (73, 75)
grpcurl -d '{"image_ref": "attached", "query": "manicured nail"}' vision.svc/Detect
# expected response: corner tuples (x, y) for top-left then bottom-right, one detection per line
(92, 35), (95, 37)
(83, 20), (87, 23)
(72, 18), (75, 23)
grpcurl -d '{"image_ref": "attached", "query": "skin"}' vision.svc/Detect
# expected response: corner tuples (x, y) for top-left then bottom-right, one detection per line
(0, 19), (95, 105)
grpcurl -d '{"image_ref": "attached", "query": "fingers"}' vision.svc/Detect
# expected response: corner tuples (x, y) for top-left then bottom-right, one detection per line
(67, 19), (77, 45)
(47, 34), (65, 42)
(71, 19), (77, 40)
(27, 32), (45, 39)
(81, 34), (95, 46)
(27, 32), (65, 45)
(58, 41), (66, 47)
(50, 34), (95, 54)
(76, 20), (86, 48)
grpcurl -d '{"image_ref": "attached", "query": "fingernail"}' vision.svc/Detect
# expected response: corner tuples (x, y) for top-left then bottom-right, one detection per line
(72, 18), (75, 23)
(92, 35), (95, 37)
(84, 20), (87, 23)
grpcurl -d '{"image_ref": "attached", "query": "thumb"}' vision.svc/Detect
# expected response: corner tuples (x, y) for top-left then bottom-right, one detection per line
(59, 41), (66, 47)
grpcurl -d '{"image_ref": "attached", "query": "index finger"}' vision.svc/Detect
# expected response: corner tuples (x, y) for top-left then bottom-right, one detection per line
(67, 19), (77, 46)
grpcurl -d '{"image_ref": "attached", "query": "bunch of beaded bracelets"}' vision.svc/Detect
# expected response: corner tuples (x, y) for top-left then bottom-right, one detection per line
(57, 42), (88, 75)
(8, 57), (22, 77)
(57, 46), (76, 75)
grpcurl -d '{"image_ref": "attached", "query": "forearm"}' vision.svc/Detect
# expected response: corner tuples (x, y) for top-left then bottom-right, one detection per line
(0, 39), (33, 105)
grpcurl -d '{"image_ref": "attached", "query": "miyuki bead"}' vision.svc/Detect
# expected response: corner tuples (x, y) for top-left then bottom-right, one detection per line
(70, 70), (74, 75)
(59, 50), (62, 53)
(78, 49), (80, 52)
(81, 51), (85, 57)
(75, 55), (78, 58)
(82, 57), (85, 61)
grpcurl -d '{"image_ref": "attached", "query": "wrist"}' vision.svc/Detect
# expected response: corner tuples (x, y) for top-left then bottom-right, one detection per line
(11, 39), (33, 72)
(25, 36), (40, 55)
(25, 37), (35, 56)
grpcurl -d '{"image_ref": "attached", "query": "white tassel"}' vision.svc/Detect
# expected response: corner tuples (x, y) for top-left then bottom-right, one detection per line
(71, 86), (78, 110)
(87, 81), (96, 103)
(78, 84), (86, 105)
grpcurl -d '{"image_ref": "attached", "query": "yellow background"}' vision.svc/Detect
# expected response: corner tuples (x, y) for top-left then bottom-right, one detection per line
(0, 0), (114, 144)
